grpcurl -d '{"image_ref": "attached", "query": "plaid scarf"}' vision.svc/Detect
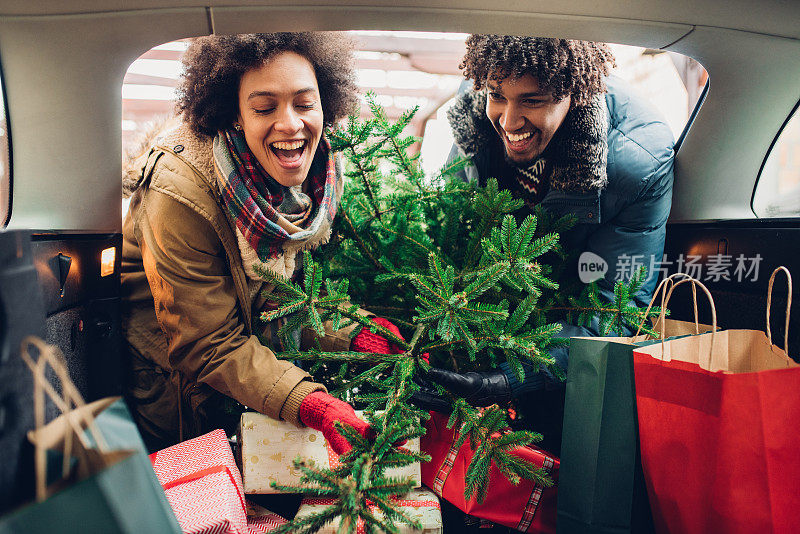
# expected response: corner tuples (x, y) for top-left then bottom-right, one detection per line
(213, 128), (338, 261)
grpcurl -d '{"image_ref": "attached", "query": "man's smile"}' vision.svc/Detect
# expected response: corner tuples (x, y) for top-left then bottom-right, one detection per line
(503, 130), (537, 155)
(506, 131), (532, 142)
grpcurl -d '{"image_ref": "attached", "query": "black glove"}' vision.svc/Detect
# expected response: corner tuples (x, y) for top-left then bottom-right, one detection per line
(408, 375), (453, 414)
(425, 368), (512, 407)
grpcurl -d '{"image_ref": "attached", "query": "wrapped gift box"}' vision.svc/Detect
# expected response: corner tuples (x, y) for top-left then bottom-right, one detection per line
(294, 487), (442, 534)
(238, 411), (421, 494)
(421, 412), (559, 534)
(245, 500), (288, 533)
(150, 429), (248, 534)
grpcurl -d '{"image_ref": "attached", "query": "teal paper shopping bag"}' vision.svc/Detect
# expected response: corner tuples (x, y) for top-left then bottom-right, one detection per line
(0, 337), (182, 534)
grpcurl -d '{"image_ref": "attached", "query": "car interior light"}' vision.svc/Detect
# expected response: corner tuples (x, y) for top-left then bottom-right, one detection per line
(100, 247), (115, 277)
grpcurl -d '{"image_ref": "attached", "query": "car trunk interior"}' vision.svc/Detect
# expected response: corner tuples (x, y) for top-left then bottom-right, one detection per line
(3, 0), (800, 523)
(663, 220), (800, 361)
(0, 230), (123, 511)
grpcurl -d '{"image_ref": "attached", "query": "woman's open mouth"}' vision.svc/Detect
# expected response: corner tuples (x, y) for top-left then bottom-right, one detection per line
(270, 139), (307, 169)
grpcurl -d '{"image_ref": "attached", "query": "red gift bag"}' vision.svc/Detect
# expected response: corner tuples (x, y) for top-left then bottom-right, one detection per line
(421, 411), (559, 533)
(633, 272), (800, 534)
(150, 429), (248, 534)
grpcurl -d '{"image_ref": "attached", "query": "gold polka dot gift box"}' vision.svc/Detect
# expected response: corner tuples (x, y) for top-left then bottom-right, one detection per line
(237, 411), (421, 494)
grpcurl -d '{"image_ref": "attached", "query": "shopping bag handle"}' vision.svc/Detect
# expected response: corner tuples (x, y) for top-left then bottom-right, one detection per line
(660, 278), (718, 365)
(21, 337), (108, 451)
(20, 336), (110, 501)
(766, 266), (792, 358)
(634, 272), (702, 337)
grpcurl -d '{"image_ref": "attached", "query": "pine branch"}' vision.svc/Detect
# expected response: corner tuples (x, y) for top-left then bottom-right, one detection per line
(275, 351), (405, 364)
(340, 208), (383, 271)
(330, 362), (391, 398)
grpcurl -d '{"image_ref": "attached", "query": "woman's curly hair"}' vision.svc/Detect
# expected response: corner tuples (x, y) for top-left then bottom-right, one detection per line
(460, 35), (616, 107)
(177, 32), (359, 136)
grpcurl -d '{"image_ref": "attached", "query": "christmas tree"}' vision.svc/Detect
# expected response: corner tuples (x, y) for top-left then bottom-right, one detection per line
(260, 94), (661, 533)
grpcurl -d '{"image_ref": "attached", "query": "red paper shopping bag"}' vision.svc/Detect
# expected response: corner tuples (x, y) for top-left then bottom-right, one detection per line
(633, 271), (800, 534)
(150, 429), (248, 534)
(421, 411), (558, 533)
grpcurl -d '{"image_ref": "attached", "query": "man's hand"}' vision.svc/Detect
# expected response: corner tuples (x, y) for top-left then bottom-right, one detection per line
(408, 375), (454, 414)
(425, 368), (512, 407)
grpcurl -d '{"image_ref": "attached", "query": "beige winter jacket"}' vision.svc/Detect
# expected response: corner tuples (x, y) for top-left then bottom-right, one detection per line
(121, 121), (358, 447)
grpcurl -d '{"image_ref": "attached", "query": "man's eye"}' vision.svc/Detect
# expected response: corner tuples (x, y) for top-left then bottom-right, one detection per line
(488, 92), (504, 101)
(254, 108), (274, 115)
(296, 103), (316, 110)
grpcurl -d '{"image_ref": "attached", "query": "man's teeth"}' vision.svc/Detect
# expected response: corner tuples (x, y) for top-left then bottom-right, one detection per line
(507, 132), (532, 142)
(272, 140), (305, 150)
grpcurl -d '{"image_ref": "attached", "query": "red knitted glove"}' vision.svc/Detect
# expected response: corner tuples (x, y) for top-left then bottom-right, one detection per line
(351, 317), (430, 363)
(298, 391), (374, 455)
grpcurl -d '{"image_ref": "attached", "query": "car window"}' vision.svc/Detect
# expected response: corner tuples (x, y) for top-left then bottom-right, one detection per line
(122, 33), (706, 195)
(752, 104), (800, 218)
(0, 63), (9, 227)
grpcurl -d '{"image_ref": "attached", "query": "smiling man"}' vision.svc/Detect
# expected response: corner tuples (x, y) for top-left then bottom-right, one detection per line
(425, 35), (676, 451)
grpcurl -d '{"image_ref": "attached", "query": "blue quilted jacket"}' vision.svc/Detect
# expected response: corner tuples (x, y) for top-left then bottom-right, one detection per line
(447, 76), (675, 394)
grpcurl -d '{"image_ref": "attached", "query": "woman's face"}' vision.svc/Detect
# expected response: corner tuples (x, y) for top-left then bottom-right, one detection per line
(237, 51), (324, 188)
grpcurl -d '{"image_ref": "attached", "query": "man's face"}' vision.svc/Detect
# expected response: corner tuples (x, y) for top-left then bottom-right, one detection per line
(485, 74), (571, 165)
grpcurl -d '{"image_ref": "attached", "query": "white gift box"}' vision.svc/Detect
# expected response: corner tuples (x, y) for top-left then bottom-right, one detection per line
(238, 411), (421, 494)
(294, 487), (442, 534)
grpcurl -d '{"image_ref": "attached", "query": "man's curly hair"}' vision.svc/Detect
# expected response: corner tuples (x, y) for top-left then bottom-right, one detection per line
(177, 32), (358, 136)
(460, 35), (616, 107)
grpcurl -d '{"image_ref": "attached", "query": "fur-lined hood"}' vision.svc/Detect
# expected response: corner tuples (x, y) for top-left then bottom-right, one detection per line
(447, 89), (609, 194)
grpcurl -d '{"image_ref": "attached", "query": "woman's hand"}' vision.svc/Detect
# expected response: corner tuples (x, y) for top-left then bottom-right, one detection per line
(351, 317), (429, 362)
(298, 391), (374, 455)
(351, 317), (405, 354)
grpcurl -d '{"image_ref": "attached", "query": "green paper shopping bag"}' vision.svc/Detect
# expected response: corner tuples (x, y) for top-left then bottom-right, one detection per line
(0, 337), (182, 534)
(558, 274), (715, 534)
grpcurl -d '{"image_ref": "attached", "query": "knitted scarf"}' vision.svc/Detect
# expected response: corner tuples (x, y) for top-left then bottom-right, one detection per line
(515, 157), (550, 208)
(213, 129), (338, 263)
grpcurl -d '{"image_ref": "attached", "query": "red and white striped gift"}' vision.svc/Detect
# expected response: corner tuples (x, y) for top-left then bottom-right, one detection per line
(150, 429), (248, 534)
(245, 500), (287, 534)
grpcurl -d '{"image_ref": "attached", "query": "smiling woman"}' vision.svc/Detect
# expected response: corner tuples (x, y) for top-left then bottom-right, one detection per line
(120, 33), (372, 452)
(235, 53), (324, 188)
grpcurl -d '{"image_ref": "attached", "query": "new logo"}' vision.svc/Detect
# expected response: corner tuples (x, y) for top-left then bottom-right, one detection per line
(578, 251), (608, 283)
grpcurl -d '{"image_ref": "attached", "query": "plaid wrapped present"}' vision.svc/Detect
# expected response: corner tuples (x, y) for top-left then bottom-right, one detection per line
(294, 487), (442, 534)
(421, 412), (559, 534)
(150, 429), (248, 534)
(238, 411), (421, 494)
